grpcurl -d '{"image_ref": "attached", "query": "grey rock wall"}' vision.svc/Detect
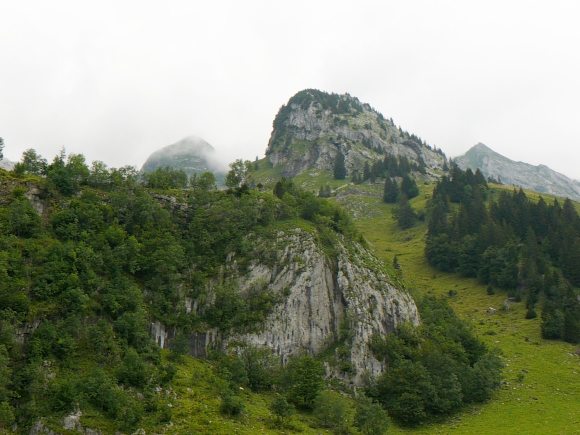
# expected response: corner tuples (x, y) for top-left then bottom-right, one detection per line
(153, 228), (419, 386)
(266, 94), (446, 178)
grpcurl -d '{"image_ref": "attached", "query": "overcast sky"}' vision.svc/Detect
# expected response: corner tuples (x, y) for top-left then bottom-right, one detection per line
(1, 0), (579, 178)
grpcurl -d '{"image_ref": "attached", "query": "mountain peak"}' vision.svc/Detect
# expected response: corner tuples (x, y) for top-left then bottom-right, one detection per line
(455, 144), (580, 201)
(0, 158), (15, 171)
(266, 89), (446, 177)
(472, 142), (492, 152)
(141, 136), (225, 176)
(468, 143), (505, 158)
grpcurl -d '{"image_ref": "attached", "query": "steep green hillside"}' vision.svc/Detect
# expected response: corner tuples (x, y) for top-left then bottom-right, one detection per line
(2, 146), (577, 434)
(286, 171), (579, 434)
(1, 155), (503, 434)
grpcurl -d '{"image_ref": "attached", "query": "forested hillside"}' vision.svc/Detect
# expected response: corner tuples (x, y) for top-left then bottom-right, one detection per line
(425, 164), (580, 343)
(0, 150), (501, 433)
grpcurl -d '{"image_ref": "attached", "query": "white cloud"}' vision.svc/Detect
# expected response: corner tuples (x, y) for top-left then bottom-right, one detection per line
(0, 0), (578, 178)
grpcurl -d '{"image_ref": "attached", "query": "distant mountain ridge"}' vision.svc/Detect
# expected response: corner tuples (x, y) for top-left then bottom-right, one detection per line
(454, 143), (580, 201)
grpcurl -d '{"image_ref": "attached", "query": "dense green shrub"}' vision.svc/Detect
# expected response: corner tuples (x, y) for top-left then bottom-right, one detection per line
(48, 376), (81, 413)
(116, 348), (148, 387)
(143, 167), (188, 189)
(270, 394), (294, 426)
(370, 297), (502, 426)
(0, 401), (15, 430)
(220, 392), (245, 417)
(283, 355), (325, 410)
(354, 396), (389, 435)
(240, 346), (280, 392)
(313, 390), (353, 433)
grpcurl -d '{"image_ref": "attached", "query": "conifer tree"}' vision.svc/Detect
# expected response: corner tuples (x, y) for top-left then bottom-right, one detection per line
(395, 195), (416, 229)
(401, 175), (419, 199)
(363, 162), (371, 181)
(427, 196), (449, 234)
(383, 177), (399, 203)
(333, 151), (347, 180)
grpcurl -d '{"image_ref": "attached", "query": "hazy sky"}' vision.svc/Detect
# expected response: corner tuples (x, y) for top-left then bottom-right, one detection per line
(1, 0), (579, 178)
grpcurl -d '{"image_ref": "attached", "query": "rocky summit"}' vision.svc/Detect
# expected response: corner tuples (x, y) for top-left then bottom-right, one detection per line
(455, 143), (580, 201)
(265, 89), (446, 177)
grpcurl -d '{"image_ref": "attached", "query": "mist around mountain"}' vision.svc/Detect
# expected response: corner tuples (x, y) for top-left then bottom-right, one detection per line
(0, 159), (14, 171)
(455, 143), (580, 201)
(141, 136), (227, 180)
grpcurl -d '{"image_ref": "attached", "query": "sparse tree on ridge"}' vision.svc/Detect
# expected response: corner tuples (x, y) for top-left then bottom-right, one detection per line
(14, 149), (48, 175)
(226, 159), (253, 189)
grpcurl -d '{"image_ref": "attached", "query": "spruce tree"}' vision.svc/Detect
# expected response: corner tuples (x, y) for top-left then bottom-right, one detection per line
(333, 151), (347, 180)
(401, 175), (419, 199)
(363, 162), (371, 181)
(395, 195), (416, 229)
(427, 196), (449, 235)
(383, 177), (399, 203)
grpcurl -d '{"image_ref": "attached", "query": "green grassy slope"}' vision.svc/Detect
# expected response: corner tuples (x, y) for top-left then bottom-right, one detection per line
(332, 178), (580, 435)
(148, 356), (329, 435)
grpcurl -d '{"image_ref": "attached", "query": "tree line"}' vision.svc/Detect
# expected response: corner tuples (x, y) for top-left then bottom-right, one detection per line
(334, 151), (426, 182)
(425, 164), (580, 343)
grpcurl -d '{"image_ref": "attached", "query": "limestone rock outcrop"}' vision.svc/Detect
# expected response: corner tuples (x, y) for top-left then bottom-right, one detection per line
(266, 89), (446, 178)
(156, 228), (419, 386)
(231, 229), (419, 385)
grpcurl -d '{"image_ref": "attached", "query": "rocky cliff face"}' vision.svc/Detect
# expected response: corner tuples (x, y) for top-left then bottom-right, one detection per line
(455, 143), (580, 201)
(156, 228), (419, 386)
(234, 229), (419, 386)
(266, 89), (446, 178)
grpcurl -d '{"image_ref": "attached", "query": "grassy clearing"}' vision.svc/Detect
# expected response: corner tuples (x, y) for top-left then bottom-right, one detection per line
(292, 169), (350, 192)
(146, 355), (329, 435)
